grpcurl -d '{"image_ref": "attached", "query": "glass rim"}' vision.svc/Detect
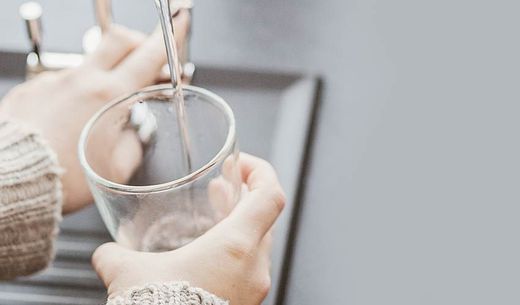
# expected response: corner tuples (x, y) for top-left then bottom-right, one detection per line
(78, 84), (236, 194)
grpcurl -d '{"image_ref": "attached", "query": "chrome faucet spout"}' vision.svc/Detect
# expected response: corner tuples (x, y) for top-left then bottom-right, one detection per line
(18, 0), (195, 83)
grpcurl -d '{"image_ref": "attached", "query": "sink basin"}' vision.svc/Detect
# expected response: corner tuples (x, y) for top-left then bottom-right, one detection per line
(0, 51), (320, 305)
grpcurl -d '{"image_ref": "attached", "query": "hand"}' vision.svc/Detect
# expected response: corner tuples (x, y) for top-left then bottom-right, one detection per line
(92, 154), (286, 305)
(0, 12), (189, 214)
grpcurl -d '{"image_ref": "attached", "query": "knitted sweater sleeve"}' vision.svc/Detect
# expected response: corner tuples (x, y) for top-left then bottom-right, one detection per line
(106, 282), (229, 305)
(0, 120), (62, 280)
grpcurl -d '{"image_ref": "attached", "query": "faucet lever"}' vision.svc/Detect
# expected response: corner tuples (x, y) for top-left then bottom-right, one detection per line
(19, 2), (43, 66)
(18, 0), (195, 82)
(19, 1), (83, 79)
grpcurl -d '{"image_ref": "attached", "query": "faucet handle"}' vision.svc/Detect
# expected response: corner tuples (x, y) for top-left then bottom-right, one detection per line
(88, 0), (195, 83)
(19, 1), (83, 79)
(19, 2), (43, 66)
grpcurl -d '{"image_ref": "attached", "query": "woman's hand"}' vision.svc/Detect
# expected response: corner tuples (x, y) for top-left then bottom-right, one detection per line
(0, 12), (189, 214)
(92, 154), (286, 305)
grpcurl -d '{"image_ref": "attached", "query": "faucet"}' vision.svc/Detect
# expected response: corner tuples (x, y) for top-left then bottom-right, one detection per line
(19, 2), (84, 79)
(20, 0), (195, 82)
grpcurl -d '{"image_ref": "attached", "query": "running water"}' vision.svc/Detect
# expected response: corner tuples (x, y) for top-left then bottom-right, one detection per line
(136, 0), (209, 251)
(155, 0), (193, 175)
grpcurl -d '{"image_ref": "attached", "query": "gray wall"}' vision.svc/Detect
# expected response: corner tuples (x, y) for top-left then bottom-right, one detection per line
(2, 0), (520, 304)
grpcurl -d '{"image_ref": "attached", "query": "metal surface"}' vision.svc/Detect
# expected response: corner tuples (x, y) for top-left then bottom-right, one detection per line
(18, 1), (84, 78)
(18, 0), (195, 80)
(0, 51), (319, 305)
(19, 2), (42, 59)
(91, 0), (195, 81)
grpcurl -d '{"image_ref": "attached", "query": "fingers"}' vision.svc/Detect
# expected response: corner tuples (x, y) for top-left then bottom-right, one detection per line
(83, 25), (146, 70)
(224, 154), (286, 245)
(221, 152), (241, 183)
(208, 176), (235, 220)
(113, 10), (190, 91)
(208, 153), (242, 219)
(238, 153), (283, 193)
(110, 129), (143, 184)
(92, 242), (129, 287)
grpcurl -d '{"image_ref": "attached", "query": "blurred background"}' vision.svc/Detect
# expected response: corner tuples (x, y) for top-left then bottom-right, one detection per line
(2, 0), (520, 304)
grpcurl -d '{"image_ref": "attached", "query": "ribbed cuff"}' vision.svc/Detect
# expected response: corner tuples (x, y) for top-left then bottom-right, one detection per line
(106, 282), (229, 305)
(0, 120), (63, 280)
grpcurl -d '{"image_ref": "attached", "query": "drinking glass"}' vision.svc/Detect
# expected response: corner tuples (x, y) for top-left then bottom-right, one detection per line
(78, 84), (241, 252)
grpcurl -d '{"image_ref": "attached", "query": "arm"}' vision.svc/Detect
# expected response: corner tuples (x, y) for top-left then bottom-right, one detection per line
(0, 120), (62, 280)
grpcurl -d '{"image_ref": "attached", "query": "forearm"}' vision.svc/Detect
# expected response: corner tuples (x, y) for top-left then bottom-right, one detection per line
(106, 282), (228, 305)
(0, 120), (62, 280)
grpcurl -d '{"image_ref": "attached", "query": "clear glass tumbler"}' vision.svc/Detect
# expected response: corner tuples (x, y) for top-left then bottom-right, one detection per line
(78, 84), (241, 252)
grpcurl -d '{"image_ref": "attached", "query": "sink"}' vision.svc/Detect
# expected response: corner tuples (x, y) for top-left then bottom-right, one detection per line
(0, 51), (320, 305)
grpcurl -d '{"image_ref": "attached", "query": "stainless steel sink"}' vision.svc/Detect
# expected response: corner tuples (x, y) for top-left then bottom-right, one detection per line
(0, 51), (320, 305)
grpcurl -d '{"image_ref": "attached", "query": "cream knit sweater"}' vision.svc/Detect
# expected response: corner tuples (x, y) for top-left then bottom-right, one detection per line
(0, 120), (227, 305)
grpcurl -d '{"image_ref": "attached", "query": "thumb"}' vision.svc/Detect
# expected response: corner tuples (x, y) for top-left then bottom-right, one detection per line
(92, 242), (131, 288)
(223, 154), (286, 245)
